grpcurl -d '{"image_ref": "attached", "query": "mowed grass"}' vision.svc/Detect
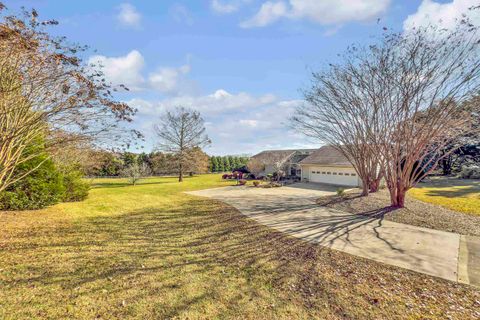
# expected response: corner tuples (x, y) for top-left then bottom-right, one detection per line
(1, 175), (479, 319)
(409, 177), (480, 216)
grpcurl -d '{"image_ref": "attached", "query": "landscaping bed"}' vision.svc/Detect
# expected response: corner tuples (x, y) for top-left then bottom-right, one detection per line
(316, 188), (480, 237)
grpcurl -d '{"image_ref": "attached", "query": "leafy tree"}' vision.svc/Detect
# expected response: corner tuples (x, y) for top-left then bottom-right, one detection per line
(0, 6), (137, 192)
(0, 140), (64, 210)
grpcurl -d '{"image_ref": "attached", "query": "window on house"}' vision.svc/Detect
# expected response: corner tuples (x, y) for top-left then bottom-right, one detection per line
(322, 172), (326, 174)
(333, 172), (337, 175)
(327, 172), (331, 175)
(351, 173), (356, 176)
(338, 173), (343, 175)
(345, 173), (350, 176)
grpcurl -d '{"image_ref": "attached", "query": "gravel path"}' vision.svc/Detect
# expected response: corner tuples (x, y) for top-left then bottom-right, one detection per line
(316, 189), (480, 237)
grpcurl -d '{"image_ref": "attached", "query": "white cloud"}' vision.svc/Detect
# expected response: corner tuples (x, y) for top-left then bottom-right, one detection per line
(148, 64), (191, 94)
(404, 0), (480, 31)
(240, 1), (288, 28)
(170, 4), (194, 25)
(211, 0), (251, 14)
(241, 0), (390, 28)
(88, 50), (192, 94)
(88, 50), (145, 90)
(132, 89), (277, 116)
(128, 91), (311, 155)
(117, 3), (142, 28)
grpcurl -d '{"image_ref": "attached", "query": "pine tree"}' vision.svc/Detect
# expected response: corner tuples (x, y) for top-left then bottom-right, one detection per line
(212, 156), (219, 172)
(231, 156), (239, 170)
(208, 157), (214, 172)
(224, 156), (231, 172)
(218, 156), (225, 172)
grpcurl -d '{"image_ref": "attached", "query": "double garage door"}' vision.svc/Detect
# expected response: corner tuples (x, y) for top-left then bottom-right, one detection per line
(307, 166), (360, 187)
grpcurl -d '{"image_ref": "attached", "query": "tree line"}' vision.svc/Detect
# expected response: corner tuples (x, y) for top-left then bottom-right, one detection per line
(83, 151), (248, 177)
(209, 156), (249, 173)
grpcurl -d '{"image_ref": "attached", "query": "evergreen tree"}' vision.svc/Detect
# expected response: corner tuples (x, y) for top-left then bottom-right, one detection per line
(231, 156), (239, 170)
(208, 157), (214, 172)
(212, 156), (219, 172)
(218, 156), (225, 172)
(224, 156), (231, 172)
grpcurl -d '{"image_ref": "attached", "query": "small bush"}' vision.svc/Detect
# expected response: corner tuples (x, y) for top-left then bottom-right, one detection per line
(0, 154), (65, 210)
(62, 170), (90, 202)
(459, 166), (480, 179)
(336, 188), (346, 197)
(253, 181), (261, 187)
(238, 179), (247, 185)
(222, 174), (228, 179)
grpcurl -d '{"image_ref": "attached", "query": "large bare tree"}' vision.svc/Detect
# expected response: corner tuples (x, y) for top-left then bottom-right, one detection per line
(292, 59), (384, 196)
(154, 107), (210, 182)
(0, 6), (138, 192)
(294, 10), (480, 207)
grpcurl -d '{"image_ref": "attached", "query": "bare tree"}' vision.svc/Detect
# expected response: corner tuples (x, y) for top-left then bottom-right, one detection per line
(121, 162), (151, 186)
(292, 59), (384, 195)
(294, 10), (480, 207)
(246, 158), (265, 178)
(154, 107), (210, 182)
(0, 6), (138, 192)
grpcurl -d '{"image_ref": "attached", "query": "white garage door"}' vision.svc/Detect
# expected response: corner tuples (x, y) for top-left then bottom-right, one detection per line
(308, 166), (359, 187)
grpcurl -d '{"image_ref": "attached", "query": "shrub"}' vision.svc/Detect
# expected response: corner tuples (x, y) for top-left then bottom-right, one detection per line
(336, 187), (346, 197)
(222, 174), (228, 179)
(238, 179), (247, 185)
(232, 172), (238, 179)
(62, 170), (90, 202)
(459, 166), (480, 179)
(0, 153), (65, 210)
(253, 181), (261, 187)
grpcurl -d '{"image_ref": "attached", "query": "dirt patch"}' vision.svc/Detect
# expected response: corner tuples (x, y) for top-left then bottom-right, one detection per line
(316, 189), (480, 237)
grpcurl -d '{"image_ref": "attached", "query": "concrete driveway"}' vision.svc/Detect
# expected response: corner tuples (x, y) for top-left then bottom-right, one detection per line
(187, 183), (479, 287)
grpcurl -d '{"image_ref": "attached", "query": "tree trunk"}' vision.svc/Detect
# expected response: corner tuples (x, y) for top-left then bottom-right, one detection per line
(389, 184), (406, 208)
(361, 179), (370, 196)
(179, 163), (183, 182)
(369, 178), (380, 193)
(441, 156), (452, 176)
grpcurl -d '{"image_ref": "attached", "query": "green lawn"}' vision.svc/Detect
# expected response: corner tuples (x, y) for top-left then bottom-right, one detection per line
(410, 177), (480, 216)
(1, 175), (478, 319)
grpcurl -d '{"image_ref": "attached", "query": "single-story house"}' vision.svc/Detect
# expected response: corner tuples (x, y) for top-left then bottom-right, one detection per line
(250, 149), (316, 177)
(299, 145), (361, 187)
(251, 146), (362, 187)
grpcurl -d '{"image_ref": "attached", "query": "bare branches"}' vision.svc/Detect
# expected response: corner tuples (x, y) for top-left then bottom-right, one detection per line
(0, 7), (139, 191)
(153, 106), (210, 182)
(293, 12), (480, 207)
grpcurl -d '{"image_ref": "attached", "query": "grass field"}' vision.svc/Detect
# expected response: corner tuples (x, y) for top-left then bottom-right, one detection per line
(410, 177), (480, 217)
(1, 175), (479, 319)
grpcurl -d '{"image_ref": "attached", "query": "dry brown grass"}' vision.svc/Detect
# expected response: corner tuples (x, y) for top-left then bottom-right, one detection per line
(0, 175), (479, 319)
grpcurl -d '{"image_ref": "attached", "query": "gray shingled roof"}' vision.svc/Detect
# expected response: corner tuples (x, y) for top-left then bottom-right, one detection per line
(299, 145), (352, 166)
(251, 150), (297, 165)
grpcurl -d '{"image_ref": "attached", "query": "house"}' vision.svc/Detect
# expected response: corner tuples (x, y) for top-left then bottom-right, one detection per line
(251, 146), (362, 187)
(299, 145), (361, 187)
(250, 149), (316, 177)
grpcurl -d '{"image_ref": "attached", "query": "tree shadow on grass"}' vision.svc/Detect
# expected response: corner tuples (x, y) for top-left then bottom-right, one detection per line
(91, 180), (175, 189)
(1, 197), (477, 319)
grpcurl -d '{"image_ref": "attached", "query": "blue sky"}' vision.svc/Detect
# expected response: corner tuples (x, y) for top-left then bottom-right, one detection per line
(6, 0), (478, 155)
